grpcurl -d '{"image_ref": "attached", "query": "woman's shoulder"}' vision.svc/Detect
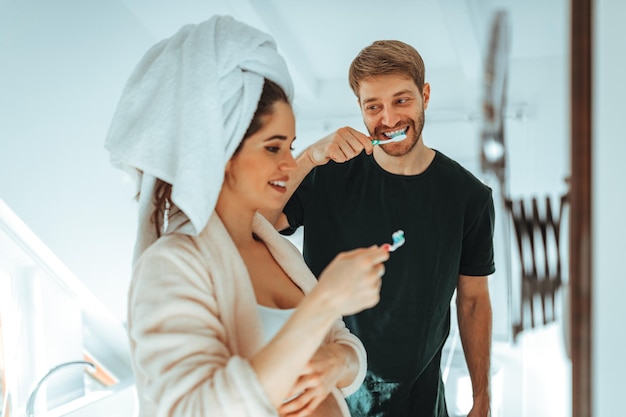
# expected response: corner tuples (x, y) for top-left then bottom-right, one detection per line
(137, 232), (204, 265)
(252, 212), (318, 292)
(131, 231), (218, 296)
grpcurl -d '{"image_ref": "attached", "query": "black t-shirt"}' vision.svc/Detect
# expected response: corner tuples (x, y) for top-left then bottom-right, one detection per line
(283, 150), (495, 417)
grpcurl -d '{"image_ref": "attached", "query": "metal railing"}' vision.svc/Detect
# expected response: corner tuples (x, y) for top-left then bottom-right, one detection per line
(25, 361), (96, 417)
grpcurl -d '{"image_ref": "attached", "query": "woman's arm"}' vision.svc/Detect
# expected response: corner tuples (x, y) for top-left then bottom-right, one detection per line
(129, 251), (277, 417)
(251, 245), (386, 408)
(130, 239), (384, 416)
(277, 342), (360, 417)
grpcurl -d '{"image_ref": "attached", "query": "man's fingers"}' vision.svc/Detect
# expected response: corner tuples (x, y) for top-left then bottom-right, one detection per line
(351, 130), (374, 153)
(325, 126), (372, 162)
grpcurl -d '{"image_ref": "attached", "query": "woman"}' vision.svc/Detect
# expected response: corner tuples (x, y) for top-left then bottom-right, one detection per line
(105, 16), (389, 417)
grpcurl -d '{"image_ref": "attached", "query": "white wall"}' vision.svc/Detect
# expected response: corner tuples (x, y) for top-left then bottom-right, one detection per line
(0, 1), (155, 322)
(593, 0), (626, 416)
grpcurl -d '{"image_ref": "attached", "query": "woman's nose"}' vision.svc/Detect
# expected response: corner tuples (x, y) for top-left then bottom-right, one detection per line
(281, 152), (297, 171)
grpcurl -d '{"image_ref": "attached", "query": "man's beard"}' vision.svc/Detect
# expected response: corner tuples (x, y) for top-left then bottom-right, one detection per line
(373, 109), (425, 157)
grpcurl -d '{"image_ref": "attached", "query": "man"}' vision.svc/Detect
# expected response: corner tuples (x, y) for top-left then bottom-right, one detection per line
(268, 40), (495, 417)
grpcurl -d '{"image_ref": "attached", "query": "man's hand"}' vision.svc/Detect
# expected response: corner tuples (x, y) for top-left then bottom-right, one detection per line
(259, 126), (372, 229)
(467, 395), (491, 417)
(306, 126), (373, 166)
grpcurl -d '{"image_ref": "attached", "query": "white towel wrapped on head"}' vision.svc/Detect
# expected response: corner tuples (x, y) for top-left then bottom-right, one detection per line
(104, 15), (294, 263)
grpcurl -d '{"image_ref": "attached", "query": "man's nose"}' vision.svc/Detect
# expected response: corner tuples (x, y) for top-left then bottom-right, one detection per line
(381, 106), (401, 127)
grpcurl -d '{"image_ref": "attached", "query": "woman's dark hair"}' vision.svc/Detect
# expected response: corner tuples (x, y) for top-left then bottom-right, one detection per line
(150, 79), (289, 237)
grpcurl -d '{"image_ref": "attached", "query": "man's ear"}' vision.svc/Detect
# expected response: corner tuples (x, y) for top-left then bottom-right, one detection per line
(422, 82), (431, 109)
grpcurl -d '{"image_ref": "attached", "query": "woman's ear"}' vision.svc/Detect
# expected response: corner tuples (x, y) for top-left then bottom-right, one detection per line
(223, 158), (235, 185)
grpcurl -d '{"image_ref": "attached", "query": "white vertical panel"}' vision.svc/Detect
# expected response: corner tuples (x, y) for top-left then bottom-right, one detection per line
(593, 1), (626, 416)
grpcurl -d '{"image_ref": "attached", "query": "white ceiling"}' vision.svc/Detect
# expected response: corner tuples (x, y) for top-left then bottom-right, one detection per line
(118, 0), (568, 127)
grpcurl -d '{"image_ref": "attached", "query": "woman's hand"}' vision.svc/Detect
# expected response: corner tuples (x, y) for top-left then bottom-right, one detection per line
(281, 245), (388, 415)
(252, 245), (386, 410)
(314, 245), (389, 317)
(280, 394), (342, 417)
(278, 343), (348, 417)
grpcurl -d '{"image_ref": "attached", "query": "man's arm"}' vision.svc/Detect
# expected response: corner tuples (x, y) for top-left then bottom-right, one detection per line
(260, 126), (373, 229)
(456, 274), (492, 417)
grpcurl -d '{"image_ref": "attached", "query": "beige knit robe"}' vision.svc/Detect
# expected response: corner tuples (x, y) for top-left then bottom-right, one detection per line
(128, 212), (367, 417)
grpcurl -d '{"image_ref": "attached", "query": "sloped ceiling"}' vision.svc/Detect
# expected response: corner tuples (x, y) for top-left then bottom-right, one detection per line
(119, 0), (567, 127)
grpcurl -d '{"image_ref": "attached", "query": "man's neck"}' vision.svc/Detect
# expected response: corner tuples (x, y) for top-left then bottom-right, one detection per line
(372, 139), (436, 176)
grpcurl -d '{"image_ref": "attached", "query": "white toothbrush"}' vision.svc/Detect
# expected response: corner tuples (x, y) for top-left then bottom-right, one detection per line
(371, 131), (407, 146)
(386, 230), (406, 252)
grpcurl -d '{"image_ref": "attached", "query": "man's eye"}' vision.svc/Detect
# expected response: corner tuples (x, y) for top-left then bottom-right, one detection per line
(397, 98), (408, 104)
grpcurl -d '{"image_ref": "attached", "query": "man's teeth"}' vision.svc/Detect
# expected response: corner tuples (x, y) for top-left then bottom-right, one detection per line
(383, 128), (407, 138)
(269, 180), (286, 188)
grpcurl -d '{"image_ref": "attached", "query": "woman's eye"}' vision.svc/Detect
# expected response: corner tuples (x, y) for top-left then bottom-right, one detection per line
(266, 146), (280, 153)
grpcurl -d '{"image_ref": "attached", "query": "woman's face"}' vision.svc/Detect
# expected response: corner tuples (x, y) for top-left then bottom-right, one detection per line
(224, 100), (297, 212)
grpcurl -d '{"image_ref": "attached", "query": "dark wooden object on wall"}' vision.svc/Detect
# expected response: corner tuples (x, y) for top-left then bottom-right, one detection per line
(570, 0), (593, 416)
(505, 194), (569, 340)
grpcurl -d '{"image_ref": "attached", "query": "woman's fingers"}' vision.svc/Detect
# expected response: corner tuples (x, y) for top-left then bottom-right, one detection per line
(279, 388), (326, 417)
(315, 244), (390, 316)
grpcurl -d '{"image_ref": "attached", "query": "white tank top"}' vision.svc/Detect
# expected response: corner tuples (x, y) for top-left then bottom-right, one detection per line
(257, 304), (296, 345)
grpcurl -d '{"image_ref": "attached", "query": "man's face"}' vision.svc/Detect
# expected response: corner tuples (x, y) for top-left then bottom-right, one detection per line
(358, 74), (430, 157)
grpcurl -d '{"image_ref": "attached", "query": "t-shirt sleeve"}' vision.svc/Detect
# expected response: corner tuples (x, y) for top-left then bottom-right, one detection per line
(459, 188), (496, 276)
(281, 168), (315, 236)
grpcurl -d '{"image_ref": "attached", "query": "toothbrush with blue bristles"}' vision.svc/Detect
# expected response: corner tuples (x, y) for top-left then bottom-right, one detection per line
(384, 230), (406, 252)
(371, 130), (408, 146)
